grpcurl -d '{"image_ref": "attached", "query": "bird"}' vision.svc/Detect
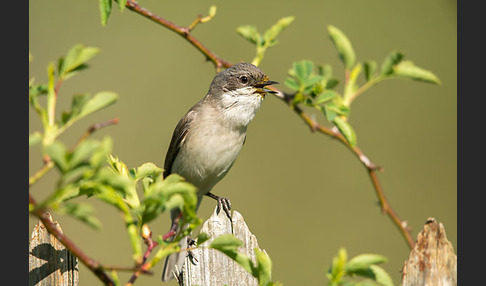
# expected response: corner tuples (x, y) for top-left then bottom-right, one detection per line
(161, 62), (277, 282)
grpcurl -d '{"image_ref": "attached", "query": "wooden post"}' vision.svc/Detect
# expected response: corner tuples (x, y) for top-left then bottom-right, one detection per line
(29, 213), (79, 286)
(401, 217), (457, 286)
(180, 207), (264, 286)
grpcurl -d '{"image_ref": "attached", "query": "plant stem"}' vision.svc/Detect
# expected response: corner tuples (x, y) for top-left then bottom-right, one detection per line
(29, 158), (54, 188)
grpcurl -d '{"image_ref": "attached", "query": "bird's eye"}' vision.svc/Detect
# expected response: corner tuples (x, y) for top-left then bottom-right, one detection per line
(239, 76), (249, 84)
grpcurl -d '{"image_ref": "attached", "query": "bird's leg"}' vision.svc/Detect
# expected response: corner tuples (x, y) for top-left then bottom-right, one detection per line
(205, 192), (232, 221)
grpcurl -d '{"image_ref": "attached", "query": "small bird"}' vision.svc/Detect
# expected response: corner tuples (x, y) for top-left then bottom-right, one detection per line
(161, 63), (277, 282)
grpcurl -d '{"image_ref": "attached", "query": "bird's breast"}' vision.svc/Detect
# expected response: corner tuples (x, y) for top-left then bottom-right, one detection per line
(171, 120), (246, 195)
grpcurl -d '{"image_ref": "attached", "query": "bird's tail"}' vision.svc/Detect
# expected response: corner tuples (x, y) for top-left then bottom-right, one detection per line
(161, 233), (189, 282)
(161, 194), (204, 282)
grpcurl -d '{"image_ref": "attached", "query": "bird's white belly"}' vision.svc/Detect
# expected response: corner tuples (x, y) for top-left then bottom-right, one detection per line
(171, 127), (245, 195)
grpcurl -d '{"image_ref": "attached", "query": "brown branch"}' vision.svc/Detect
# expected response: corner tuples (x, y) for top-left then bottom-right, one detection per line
(281, 94), (414, 248)
(123, 1), (414, 249)
(71, 117), (119, 151)
(126, 225), (158, 285)
(29, 194), (115, 286)
(125, 0), (231, 72)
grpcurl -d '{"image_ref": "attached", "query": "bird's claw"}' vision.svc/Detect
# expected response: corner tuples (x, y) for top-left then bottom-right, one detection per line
(216, 197), (232, 221)
(187, 237), (198, 265)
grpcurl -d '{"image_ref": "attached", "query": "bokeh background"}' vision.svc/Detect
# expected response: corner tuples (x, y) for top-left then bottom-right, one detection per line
(29, 0), (457, 285)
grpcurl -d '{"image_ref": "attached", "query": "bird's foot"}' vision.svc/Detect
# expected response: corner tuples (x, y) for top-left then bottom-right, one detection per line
(186, 237), (198, 265)
(205, 192), (232, 222)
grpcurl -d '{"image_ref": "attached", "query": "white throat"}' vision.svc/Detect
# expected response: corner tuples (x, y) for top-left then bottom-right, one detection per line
(219, 86), (263, 129)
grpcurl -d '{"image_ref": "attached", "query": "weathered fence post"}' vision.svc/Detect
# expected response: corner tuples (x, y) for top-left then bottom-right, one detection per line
(29, 213), (79, 286)
(401, 217), (457, 286)
(179, 207), (265, 286)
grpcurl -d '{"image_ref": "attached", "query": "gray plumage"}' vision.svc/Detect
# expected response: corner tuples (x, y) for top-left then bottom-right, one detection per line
(161, 63), (276, 282)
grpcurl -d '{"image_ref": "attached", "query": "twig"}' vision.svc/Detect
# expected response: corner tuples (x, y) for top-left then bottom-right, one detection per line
(125, 0), (231, 72)
(71, 117), (119, 150)
(29, 156), (54, 188)
(126, 225), (159, 285)
(123, 0), (415, 249)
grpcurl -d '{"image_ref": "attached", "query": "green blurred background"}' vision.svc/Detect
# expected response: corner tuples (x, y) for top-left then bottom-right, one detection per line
(29, 0), (456, 285)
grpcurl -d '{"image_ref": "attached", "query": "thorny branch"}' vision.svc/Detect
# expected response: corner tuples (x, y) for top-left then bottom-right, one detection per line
(124, 0), (415, 248)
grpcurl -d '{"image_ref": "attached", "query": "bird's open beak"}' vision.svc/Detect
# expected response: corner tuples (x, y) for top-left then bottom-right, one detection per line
(254, 80), (279, 95)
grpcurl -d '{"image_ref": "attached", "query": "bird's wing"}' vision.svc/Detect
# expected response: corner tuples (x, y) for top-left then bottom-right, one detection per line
(163, 105), (199, 178)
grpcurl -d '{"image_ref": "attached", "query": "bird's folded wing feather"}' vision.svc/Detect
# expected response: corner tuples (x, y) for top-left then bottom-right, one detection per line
(163, 105), (199, 178)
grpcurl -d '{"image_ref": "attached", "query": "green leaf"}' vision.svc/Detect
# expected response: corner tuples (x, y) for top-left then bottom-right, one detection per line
(294, 60), (314, 83)
(78, 91), (118, 119)
(328, 248), (348, 284)
(364, 61), (377, 82)
(344, 64), (361, 102)
(29, 84), (48, 125)
(346, 254), (388, 273)
(67, 94), (91, 122)
(316, 90), (337, 105)
(369, 265), (394, 286)
(140, 176), (197, 224)
(83, 182), (124, 207)
(58, 202), (102, 229)
(284, 77), (300, 91)
(325, 78), (339, 89)
(236, 25), (261, 45)
(164, 193), (184, 212)
(380, 51), (404, 76)
(90, 136), (113, 168)
(333, 117), (357, 147)
(210, 234), (243, 250)
(116, 0), (127, 11)
(263, 16), (295, 47)
(99, 0), (112, 26)
(135, 162), (163, 181)
(45, 184), (82, 207)
(210, 234), (256, 277)
(46, 141), (69, 173)
(304, 75), (324, 88)
(196, 232), (210, 245)
(29, 132), (42, 147)
(327, 25), (356, 70)
(60, 44), (100, 79)
(393, 60), (441, 84)
(321, 104), (336, 122)
(255, 248), (272, 286)
(29, 84), (48, 98)
(318, 64), (333, 79)
(208, 5), (217, 17)
(69, 139), (100, 169)
(61, 165), (92, 185)
(323, 100), (349, 117)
